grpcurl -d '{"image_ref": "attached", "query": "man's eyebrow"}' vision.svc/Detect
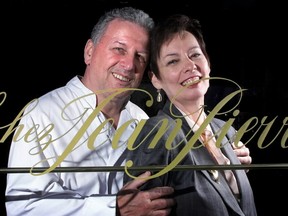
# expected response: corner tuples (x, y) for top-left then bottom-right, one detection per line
(113, 41), (126, 46)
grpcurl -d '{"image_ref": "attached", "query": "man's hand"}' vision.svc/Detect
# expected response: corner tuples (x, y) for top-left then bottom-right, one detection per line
(232, 141), (252, 171)
(117, 171), (175, 216)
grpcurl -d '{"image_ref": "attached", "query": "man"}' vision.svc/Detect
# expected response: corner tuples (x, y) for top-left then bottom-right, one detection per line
(5, 7), (174, 216)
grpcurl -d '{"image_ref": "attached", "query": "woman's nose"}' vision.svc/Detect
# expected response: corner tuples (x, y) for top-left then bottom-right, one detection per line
(184, 57), (197, 73)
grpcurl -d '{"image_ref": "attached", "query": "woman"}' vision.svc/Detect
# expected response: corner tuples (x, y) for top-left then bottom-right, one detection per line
(124, 14), (257, 216)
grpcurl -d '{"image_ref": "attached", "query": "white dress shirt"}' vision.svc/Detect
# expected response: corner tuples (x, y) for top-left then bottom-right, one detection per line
(5, 76), (149, 216)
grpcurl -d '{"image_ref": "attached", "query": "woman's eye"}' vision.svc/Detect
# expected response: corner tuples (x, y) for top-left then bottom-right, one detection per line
(167, 59), (178, 65)
(189, 53), (201, 59)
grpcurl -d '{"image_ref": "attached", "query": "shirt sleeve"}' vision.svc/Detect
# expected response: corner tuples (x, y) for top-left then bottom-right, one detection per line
(5, 139), (117, 216)
(5, 100), (118, 216)
(5, 191), (116, 215)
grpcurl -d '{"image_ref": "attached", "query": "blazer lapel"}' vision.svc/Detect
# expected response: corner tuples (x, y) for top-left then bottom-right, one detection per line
(163, 102), (244, 214)
(210, 119), (252, 213)
(211, 119), (256, 212)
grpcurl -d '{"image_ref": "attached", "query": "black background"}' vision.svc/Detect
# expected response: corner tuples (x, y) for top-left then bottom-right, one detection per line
(1, 0), (287, 215)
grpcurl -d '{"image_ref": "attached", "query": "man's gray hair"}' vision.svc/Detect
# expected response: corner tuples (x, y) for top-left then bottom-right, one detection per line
(90, 7), (154, 44)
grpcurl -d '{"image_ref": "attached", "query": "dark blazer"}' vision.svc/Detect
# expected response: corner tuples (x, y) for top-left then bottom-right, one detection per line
(124, 100), (257, 216)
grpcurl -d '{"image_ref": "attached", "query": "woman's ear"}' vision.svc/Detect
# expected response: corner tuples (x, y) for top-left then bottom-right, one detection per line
(150, 71), (162, 90)
(148, 70), (153, 80)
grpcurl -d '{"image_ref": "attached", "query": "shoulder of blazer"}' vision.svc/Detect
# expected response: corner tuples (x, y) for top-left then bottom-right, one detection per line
(211, 118), (236, 140)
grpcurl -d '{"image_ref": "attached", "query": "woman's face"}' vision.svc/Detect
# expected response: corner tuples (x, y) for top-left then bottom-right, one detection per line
(152, 31), (210, 107)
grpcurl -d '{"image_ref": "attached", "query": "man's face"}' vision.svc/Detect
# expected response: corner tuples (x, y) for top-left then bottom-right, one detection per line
(85, 19), (150, 102)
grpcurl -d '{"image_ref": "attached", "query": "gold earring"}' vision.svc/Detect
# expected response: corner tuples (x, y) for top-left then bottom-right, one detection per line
(157, 89), (162, 102)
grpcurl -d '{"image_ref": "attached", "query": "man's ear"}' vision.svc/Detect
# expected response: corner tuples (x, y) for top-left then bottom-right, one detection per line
(84, 39), (94, 65)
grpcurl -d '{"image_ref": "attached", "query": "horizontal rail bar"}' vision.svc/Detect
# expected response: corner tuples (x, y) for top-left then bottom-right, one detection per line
(1, 163), (288, 174)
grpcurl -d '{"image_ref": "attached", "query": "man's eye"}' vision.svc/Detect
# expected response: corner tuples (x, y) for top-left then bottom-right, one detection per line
(138, 55), (147, 64)
(135, 53), (147, 64)
(114, 47), (125, 53)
